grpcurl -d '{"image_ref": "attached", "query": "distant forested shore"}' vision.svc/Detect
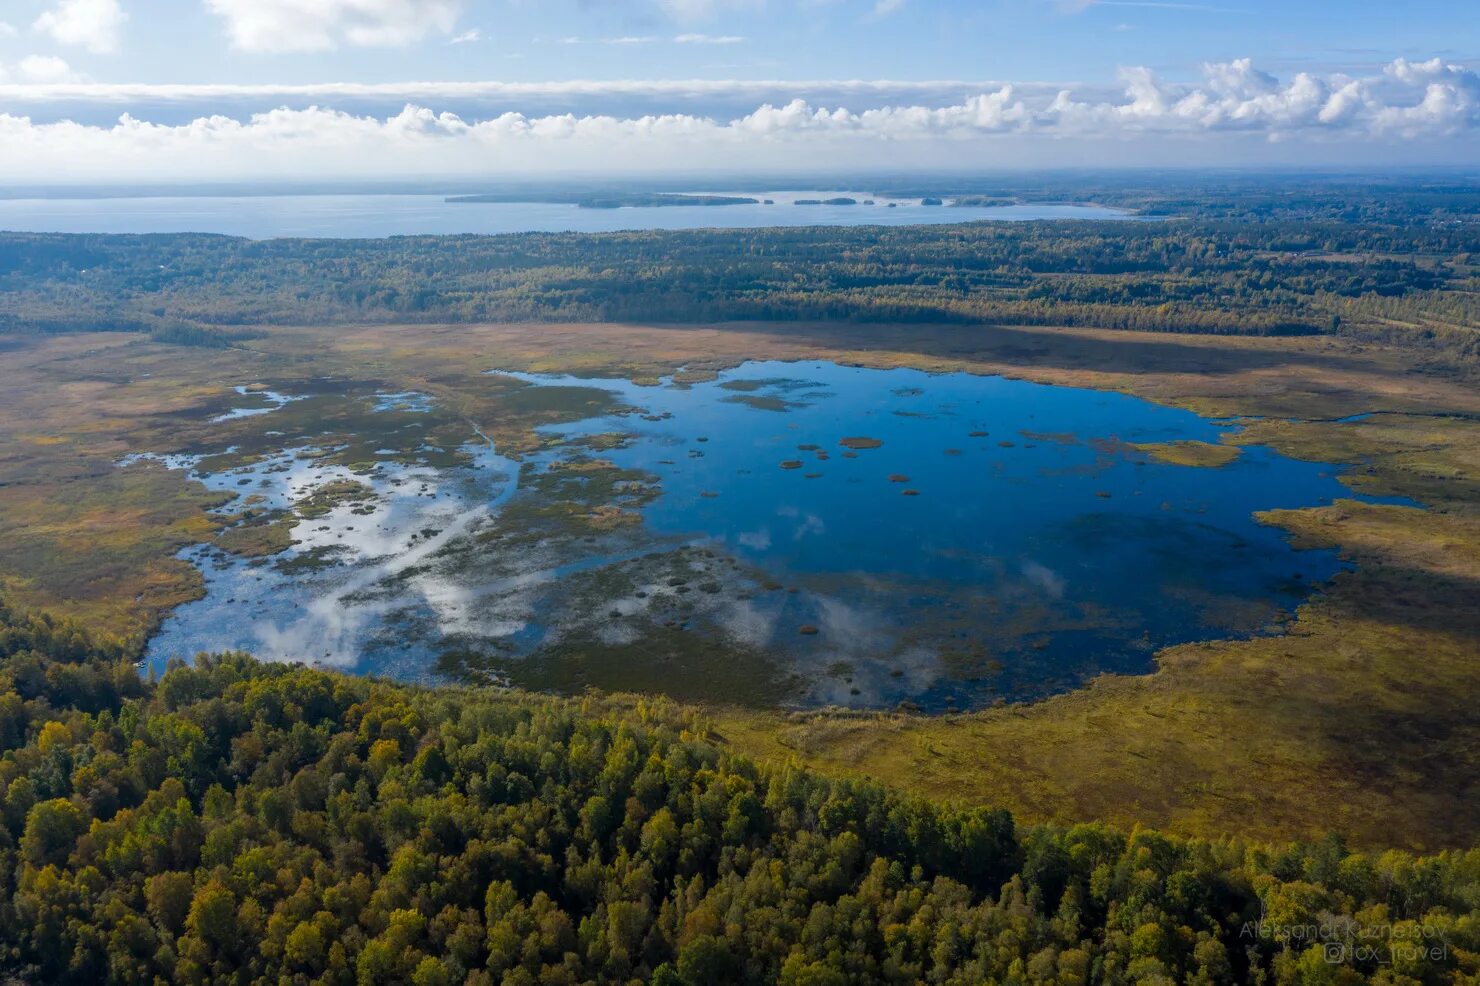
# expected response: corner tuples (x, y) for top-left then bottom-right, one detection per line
(1, 213), (1475, 357)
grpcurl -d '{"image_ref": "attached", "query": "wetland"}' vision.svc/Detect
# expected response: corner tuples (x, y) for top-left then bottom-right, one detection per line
(139, 358), (1388, 711)
(3, 314), (1477, 844)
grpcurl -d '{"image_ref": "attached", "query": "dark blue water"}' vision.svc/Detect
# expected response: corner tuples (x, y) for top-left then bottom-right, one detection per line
(506, 361), (1370, 706)
(141, 359), (1383, 710)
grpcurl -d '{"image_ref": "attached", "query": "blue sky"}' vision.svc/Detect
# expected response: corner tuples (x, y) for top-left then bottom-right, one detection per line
(0, 0), (1476, 181)
(1, 0), (1473, 85)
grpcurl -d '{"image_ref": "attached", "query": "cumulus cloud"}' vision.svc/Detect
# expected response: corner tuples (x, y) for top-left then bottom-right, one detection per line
(205, 0), (464, 53)
(0, 58), (1475, 181)
(0, 55), (81, 84)
(33, 0), (126, 53)
(1038, 57), (1480, 138)
(15, 55), (78, 83)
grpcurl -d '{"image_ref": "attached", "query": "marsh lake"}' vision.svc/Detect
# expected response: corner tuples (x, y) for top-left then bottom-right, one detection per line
(138, 360), (1383, 709)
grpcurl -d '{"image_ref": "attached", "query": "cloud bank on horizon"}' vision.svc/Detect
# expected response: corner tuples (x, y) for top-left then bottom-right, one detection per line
(0, 57), (1477, 181)
(1, 0), (1477, 179)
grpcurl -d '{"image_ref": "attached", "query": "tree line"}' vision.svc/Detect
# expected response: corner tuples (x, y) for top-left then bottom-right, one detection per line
(0, 598), (1476, 984)
(0, 217), (1474, 350)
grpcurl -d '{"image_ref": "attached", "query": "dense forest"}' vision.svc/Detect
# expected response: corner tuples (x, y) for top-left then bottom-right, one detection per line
(1, 211), (1476, 354)
(890, 173), (1480, 225)
(0, 598), (1476, 985)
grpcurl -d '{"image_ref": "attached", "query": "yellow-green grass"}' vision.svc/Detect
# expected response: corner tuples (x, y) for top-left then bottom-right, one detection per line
(0, 461), (228, 644)
(214, 514), (297, 558)
(1132, 440), (1243, 468)
(711, 499), (1480, 849)
(709, 558), (1479, 850)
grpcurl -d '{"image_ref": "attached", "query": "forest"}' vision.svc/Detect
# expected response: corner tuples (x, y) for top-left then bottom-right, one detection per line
(0, 208), (1475, 355)
(0, 598), (1476, 985)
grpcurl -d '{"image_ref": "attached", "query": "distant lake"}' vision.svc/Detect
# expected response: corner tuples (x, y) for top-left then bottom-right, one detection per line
(140, 360), (1387, 711)
(0, 191), (1133, 239)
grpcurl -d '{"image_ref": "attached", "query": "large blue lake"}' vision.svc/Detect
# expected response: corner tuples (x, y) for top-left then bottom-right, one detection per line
(0, 191), (1131, 239)
(142, 360), (1374, 710)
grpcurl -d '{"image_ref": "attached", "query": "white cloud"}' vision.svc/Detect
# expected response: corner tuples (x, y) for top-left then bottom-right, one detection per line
(1034, 58), (1478, 138)
(674, 33), (745, 44)
(448, 28), (481, 44)
(0, 55), (82, 84)
(205, 0), (464, 53)
(0, 58), (1475, 181)
(562, 36), (657, 45)
(16, 55), (79, 83)
(0, 21), (17, 38)
(33, 0), (126, 54)
(0, 78), (1059, 105)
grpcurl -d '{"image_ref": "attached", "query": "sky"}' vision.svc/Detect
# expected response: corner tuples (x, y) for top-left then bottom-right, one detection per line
(0, 0), (1477, 182)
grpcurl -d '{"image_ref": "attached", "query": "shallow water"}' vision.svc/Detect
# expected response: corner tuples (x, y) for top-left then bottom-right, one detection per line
(210, 386), (302, 422)
(0, 192), (1132, 239)
(142, 361), (1385, 710)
